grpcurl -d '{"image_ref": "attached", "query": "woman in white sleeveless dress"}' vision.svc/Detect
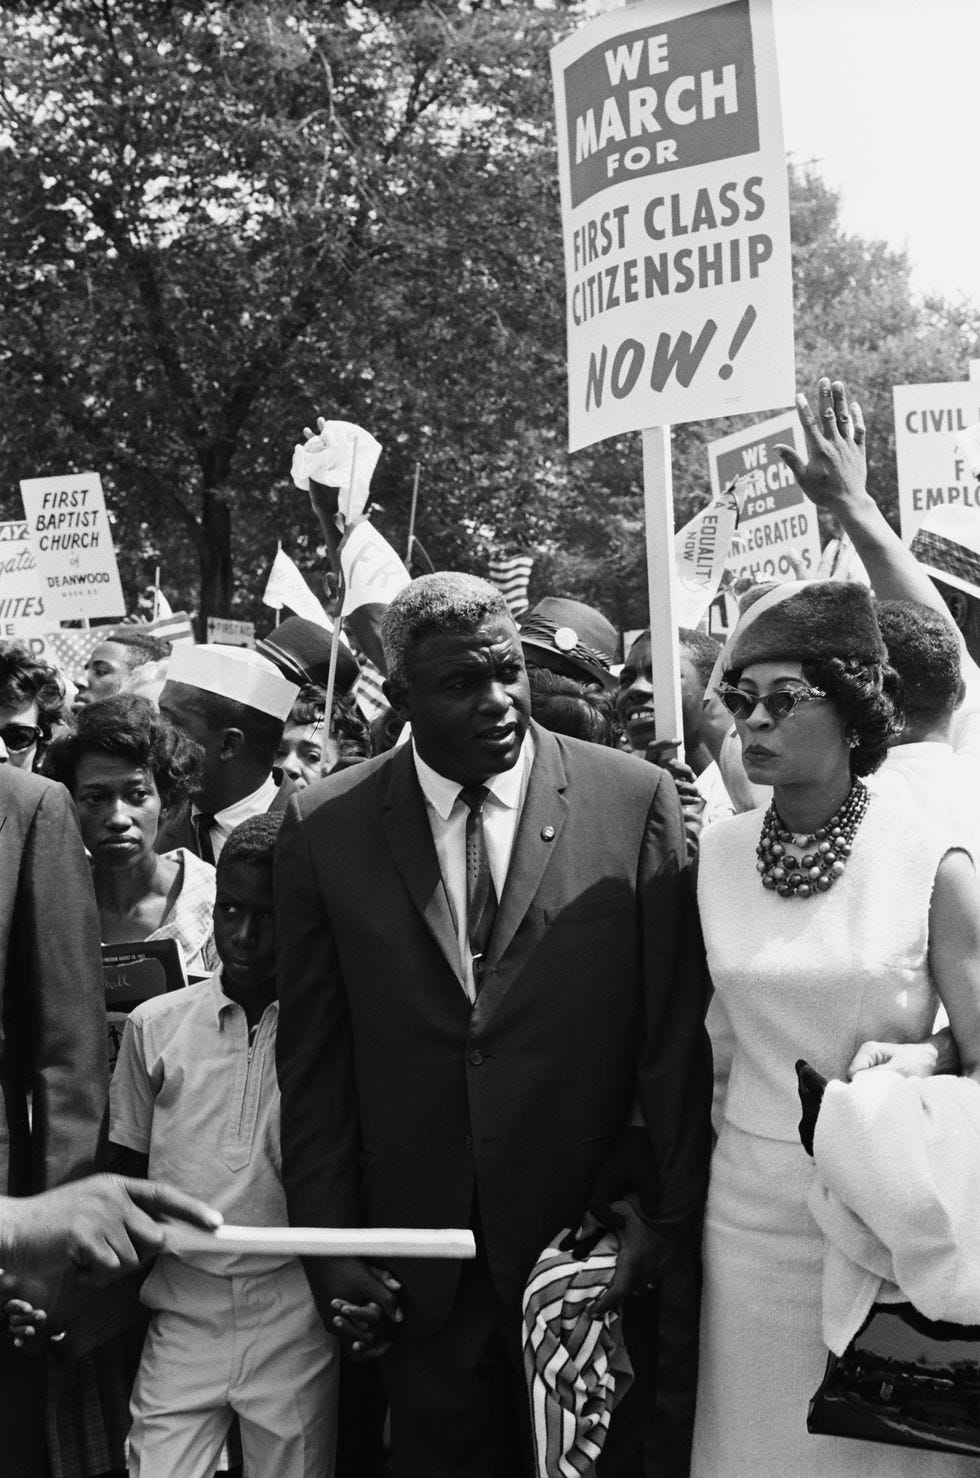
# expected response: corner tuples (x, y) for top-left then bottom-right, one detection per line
(691, 580), (980, 1478)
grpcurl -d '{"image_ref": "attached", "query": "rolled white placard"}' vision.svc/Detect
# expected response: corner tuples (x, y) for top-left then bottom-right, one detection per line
(162, 1224), (476, 1261)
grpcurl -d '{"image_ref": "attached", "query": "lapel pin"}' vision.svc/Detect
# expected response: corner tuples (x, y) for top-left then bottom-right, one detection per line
(541, 825), (555, 841)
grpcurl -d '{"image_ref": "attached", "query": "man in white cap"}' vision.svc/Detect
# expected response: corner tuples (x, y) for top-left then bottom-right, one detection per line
(156, 645), (300, 863)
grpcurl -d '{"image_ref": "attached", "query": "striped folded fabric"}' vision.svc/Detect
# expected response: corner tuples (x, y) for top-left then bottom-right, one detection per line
(522, 1232), (634, 1478)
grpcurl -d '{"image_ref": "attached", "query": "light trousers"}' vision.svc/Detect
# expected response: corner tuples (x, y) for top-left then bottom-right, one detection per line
(128, 1256), (338, 1478)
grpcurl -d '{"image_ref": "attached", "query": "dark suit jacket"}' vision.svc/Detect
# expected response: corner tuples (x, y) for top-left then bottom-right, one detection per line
(155, 770), (296, 855)
(0, 766), (107, 1195)
(275, 724), (711, 1335)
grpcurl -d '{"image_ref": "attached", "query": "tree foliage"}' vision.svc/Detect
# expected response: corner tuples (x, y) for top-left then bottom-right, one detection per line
(0, 1), (977, 635)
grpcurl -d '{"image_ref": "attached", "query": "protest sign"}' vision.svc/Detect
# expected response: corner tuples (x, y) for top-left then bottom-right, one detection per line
(0, 521), (48, 637)
(551, 0), (794, 450)
(206, 617), (255, 648)
(707, 410), (820, 582)
(673, 477), (740, 627)
(19, 472), (125, 622)
(893, 381), (980, 544)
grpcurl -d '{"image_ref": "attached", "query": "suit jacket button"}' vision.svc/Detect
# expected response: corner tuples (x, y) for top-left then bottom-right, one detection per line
(469, 1050), (484, 1066)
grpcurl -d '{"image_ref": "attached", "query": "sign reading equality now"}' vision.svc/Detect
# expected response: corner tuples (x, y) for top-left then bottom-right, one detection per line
(563, 0), (759, 210)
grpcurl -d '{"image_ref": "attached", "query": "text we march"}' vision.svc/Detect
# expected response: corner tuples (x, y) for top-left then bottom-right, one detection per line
(552, 0), (793, 448)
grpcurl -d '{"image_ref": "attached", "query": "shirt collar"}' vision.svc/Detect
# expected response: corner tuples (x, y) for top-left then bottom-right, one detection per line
(413, 730), (534, 821)
(206, 969), (280, 1030)
(194, 773), (278, 828)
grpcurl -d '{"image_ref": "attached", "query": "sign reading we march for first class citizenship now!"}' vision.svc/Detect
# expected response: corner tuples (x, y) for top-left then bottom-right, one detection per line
(551, 0), (794, 451)
(19, 472), (126, 623)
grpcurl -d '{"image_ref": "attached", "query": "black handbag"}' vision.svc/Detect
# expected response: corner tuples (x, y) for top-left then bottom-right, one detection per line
(808, 1301), (980, 1457)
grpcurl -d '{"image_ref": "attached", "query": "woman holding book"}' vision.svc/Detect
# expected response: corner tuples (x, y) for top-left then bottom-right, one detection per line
(45, 694), (217, 979)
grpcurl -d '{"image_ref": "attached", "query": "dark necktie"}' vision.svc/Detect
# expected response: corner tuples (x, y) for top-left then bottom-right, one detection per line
(193, 810), (217, 866)
(459, 785), (499, 978)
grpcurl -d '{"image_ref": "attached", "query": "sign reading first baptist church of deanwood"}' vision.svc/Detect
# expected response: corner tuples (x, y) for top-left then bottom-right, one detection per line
(551, 0), (794, 451)
(19, 472), (126, 623)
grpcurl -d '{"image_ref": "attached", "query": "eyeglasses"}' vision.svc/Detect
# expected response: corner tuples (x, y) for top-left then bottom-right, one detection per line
(0, 723), (43, 752)
(714, 686), (826, 722)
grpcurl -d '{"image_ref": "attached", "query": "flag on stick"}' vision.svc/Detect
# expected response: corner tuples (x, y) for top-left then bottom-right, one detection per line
(262, 547), (331, 628)
(340, 521), (412, 618)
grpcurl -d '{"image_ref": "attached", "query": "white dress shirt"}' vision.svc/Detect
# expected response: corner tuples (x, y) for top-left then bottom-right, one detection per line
(191, 773), (278, 864)
(413, 732), (534, 1002)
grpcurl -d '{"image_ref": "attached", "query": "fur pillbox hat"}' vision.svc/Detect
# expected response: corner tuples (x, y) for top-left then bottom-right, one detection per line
(724, 581), (887, 675)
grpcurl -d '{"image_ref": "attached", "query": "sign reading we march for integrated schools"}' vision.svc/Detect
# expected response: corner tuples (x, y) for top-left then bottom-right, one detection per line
(19, 472), (125, 623)
(893, 381), (980, 545)
(707, 410), (821, 582)
(551, 0), (794, 450)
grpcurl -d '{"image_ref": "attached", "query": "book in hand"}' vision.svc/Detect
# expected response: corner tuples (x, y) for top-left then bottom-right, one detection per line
(103, 937), (188, 1011)
(104, 938), (188, 1072)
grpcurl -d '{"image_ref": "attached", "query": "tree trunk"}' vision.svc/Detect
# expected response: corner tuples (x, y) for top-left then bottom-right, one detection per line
(197, 485), (233, 639)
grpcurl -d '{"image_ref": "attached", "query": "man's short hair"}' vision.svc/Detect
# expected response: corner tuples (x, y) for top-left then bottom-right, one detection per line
(679, 627), (722, 694)
(189, 686), (285, 769)
(382, 573), (513, 687)
(102, 629), (172, 666)
(218, 812), (284, 879)
(875, 599), (962, 720)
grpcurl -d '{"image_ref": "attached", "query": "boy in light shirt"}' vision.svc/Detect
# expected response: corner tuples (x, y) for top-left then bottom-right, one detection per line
(111, 812), (337, 1477)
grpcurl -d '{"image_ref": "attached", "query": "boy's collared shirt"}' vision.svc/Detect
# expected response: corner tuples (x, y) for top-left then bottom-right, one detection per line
(110, 969), (285, 1273)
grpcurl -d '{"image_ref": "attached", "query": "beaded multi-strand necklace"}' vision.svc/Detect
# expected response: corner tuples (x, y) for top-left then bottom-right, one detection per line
(756, 779), (870, 899)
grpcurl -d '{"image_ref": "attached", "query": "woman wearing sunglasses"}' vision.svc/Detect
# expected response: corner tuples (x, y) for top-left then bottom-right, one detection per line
(691, 580), (980, 1478)
(0, 641), (70, 772)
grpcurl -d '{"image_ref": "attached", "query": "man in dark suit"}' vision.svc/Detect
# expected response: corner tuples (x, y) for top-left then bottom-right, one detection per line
(0, 761), (108, 1472)
(156, 643), (299, 862)
(275, 574), (711, 1477)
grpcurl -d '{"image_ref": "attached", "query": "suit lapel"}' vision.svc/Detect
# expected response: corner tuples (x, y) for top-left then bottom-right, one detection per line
(382, 747), (464, 986)
(485, 725), (568, 970)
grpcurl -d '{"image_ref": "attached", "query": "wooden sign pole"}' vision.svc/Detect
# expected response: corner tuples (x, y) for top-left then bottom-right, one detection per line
(641, 424), (684, 763)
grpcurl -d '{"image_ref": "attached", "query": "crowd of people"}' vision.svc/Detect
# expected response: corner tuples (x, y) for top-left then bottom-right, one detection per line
(2, 377), (980, 1477)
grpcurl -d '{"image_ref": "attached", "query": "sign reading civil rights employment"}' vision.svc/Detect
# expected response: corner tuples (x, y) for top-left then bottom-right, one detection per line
(551, 0), (794, 450)
(0, 521), (48, 638)
(893, 382), (980, 544)
(707, 410), (820, 583)
(19, 472), (125, 623)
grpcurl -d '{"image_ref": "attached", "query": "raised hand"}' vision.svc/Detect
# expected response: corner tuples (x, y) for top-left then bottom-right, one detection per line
(775, 377), (869, 516)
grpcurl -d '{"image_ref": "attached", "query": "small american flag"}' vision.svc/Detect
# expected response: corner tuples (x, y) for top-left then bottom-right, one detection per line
(488, 553), (535, 618)
(42, 629), (103, 680)
(124, 611), (195, 645)
(353, 657), (388, 722)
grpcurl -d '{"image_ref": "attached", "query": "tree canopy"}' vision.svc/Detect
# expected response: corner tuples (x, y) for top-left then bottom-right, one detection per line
(1, 0), (977, 634)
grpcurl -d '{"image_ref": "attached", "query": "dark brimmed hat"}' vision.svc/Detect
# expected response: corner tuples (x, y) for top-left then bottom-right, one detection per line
(518, 597), (618, 691)
(724, 581), (886, 674)
(256, 616), (360, 695)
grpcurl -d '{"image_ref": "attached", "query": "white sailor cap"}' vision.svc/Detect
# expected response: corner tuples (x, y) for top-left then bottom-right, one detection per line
(166, 644), (300, 721)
